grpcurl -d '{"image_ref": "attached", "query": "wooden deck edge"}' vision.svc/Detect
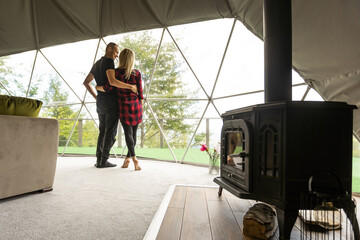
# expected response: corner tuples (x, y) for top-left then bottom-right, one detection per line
(143, 184), (218, 240)
(143, 184), (176, 240)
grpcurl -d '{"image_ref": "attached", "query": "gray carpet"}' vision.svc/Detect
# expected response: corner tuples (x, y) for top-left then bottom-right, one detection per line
(0, 157), (217, 240)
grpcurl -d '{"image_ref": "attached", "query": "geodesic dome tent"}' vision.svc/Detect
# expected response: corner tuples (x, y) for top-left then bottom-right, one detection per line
(1, 0), (360, 160)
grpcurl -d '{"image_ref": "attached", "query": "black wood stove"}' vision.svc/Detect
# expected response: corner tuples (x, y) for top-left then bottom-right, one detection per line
(214, 101), (356, 238)
(214, 0), (358, 239)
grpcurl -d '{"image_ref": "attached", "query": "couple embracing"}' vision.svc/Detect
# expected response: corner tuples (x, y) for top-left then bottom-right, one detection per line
(83, 43), (142, 170)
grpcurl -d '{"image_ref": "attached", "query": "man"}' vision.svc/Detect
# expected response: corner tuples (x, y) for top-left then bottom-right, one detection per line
(83, 42), (137, 168)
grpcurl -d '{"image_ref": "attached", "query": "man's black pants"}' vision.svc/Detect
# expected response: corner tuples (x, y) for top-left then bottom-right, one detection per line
(96, 108), (118, 162)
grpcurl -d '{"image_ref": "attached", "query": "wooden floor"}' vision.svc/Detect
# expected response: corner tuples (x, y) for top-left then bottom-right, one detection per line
(150, 185), (360, 240)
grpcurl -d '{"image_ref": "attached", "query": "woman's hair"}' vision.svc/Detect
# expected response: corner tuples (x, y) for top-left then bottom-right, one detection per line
(118, 48), (135, 79)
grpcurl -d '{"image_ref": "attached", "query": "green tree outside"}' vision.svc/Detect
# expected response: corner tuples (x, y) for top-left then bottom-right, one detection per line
(0, 56), (40, 97)
(0, 57), (12, 95)
(41, 75), (79, 146)
(82, 120), (98, 147)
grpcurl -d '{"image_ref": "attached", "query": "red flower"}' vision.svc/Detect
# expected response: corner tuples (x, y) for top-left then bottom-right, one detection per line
(200, 144), (208, 152)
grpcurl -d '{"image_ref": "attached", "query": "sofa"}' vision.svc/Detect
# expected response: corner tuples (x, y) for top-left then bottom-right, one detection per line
(0, 96), (59, 200)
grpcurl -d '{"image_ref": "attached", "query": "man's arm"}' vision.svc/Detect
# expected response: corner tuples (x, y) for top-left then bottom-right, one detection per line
(106, 69), (137, 93)
(83, 72), (97, 99)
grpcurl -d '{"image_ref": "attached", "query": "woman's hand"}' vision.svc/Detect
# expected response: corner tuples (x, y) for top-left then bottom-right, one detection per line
(95, 85), (105, 92)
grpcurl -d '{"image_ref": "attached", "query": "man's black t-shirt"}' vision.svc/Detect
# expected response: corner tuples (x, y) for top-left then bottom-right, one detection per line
(91, 57), (115, 87)
(91, 57), (118, 113)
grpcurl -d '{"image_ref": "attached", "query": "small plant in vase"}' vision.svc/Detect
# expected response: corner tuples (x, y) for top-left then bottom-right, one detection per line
(200, 143), (220, 174)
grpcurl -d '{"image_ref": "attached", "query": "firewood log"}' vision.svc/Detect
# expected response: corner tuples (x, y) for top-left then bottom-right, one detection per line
(243, 203), (278, 240)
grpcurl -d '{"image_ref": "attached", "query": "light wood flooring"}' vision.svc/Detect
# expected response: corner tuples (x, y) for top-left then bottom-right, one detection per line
(151, 185), (360, 240)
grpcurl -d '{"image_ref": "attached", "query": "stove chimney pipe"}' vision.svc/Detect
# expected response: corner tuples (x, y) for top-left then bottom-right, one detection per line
(263, 0), (292, 103)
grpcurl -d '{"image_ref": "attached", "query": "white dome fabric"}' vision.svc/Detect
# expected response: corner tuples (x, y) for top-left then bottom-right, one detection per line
(1, 0), (360, 137)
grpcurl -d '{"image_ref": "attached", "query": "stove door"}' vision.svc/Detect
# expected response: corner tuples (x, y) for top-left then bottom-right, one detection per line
(221, 119), (252, 192)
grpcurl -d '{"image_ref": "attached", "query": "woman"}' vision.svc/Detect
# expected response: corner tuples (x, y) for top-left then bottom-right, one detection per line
(97, 48), (143, 171)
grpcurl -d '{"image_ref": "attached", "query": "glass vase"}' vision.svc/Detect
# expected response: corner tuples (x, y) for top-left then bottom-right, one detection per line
(209, 157), (219, 175)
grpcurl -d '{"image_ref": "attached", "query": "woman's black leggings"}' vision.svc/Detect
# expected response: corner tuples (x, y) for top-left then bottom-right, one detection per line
(121, 123), (138, 157)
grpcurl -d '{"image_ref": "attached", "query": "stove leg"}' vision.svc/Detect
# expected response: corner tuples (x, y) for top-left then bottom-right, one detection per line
(218, 186), (223, 197)
(276, 207), (298, 240)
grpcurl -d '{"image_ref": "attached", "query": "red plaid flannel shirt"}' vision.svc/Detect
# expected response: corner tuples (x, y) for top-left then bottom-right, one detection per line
(104, 68), (144, 126)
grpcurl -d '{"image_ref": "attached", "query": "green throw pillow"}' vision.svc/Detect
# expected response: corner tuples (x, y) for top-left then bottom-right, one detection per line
(0, 95), (43, 117)
(0, 95), (15, 115)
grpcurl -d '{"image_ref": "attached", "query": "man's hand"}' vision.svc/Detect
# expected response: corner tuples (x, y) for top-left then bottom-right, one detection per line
(96, 85), (105, 92)
(131, 85), (137, 93)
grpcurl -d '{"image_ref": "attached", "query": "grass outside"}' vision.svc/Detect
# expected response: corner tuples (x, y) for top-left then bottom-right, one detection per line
(58, 146), (214, 166)
(58, 147), (360, 193)
(353, 157), (360, 193)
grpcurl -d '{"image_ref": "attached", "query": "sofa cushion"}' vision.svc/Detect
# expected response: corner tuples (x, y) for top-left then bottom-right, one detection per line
(0, 95), (43, 117)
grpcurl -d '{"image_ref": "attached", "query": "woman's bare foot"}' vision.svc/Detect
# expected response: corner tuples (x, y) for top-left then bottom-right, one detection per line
(132, 157), (141, 171)
(121, 158), (131, 168)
